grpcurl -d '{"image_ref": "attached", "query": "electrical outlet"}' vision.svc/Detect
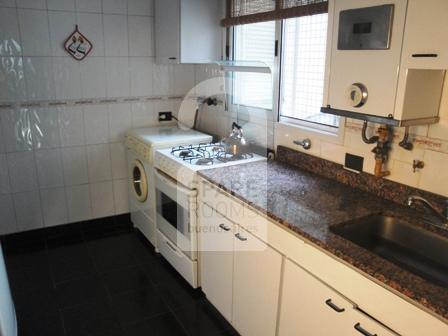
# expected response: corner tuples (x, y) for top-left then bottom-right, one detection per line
(344, 153), (364, 173)
(158, 111), (173, 122)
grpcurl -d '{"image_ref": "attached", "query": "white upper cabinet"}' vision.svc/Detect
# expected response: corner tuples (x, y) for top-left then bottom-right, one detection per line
(324, 0), (447, 125)
(154, 0), (223, 64)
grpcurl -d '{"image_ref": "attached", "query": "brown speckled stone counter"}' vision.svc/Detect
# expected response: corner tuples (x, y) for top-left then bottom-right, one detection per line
(198, 156), (448, 323)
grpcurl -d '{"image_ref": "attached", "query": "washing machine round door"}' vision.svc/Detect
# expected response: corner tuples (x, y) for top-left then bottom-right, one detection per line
(132, 160), (148, 202)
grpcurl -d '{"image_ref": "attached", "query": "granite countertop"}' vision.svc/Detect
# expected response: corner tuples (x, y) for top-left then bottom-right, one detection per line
(198, 160), (448, 322)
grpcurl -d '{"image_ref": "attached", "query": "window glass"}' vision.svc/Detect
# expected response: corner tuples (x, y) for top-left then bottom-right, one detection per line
(233, 21), (276, 110)
(280, 13), (338, 127)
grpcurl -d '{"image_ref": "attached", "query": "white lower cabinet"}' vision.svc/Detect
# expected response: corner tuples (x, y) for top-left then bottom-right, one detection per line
(199, 204), (234, 322)
(199, 203), (282, 336)
(232, 226), (282, 336)
(278, 259), (398, 336)
(279, 259), (354, 336)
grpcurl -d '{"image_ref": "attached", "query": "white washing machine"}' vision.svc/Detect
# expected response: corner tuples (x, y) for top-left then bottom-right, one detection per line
(126, 126), (212, 247)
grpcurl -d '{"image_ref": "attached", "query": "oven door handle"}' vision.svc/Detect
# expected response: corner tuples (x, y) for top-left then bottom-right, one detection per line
(155, 169), (197, 197)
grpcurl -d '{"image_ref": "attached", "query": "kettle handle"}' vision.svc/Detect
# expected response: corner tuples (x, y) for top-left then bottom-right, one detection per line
(232, 122), (242, 130)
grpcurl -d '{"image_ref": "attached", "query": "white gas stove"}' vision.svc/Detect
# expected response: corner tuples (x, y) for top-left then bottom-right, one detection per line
(154, 142), (266, 188)
(153, 142), (265, 288)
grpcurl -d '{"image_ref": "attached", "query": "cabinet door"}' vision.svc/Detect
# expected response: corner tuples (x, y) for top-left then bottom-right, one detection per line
(155, 0), (180, 64)
(199, 203), (234, 322)
(278, 259), (353, 336)
(232, 226), (282, 336)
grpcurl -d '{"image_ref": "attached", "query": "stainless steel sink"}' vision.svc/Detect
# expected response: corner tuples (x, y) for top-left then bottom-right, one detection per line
(330, 215), (448, 288)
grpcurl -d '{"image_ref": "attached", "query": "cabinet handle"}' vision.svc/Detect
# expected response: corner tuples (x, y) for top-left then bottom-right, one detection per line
(235, 233), (247, 241)
(325, 299), (345, 313)
(219, 223), (230, 231)
(354, 323), (377, 336)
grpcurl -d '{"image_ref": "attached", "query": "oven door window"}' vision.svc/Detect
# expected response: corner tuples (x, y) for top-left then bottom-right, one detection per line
(156, 189), (190, 241)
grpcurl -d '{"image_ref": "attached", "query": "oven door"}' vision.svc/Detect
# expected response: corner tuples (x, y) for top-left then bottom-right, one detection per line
(155, 170), (197, 259)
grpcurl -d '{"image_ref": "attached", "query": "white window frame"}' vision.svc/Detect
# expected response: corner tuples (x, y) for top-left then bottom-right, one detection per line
(229, 15), (345, 145)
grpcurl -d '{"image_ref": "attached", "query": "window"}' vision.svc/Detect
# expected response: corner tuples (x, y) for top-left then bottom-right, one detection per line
(280, 13), (338, 128)
(231, 12), (339, 131)
(232, 21), (276, 110)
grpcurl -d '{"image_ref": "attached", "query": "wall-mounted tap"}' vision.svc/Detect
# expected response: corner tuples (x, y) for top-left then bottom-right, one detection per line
(407, 195), (448, 228)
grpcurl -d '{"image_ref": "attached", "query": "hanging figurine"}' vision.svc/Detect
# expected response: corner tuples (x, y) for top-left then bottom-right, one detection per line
(64, 25), (93, 61)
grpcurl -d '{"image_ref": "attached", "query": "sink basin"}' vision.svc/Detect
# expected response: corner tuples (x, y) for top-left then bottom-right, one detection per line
(330, 215), (448, 288)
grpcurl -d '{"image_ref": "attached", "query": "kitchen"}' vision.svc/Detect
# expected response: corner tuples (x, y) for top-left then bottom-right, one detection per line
(0, 0), (447, 335)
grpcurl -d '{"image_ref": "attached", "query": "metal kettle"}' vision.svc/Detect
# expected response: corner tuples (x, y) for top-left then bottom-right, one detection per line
(222, 122), (249, 156)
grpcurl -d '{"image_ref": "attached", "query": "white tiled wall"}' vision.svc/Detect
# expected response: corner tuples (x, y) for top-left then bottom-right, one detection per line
(0, 0), (196, 234)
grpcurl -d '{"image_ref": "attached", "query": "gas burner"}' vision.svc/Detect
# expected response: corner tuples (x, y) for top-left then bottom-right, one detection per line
(195, 158), (214, 166)
(170, 143), (254, 166)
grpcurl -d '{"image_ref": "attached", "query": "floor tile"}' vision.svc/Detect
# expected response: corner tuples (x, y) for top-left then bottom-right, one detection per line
(46, 223), (84, 248)
(111, 286), (170, 326)
(48, 243), (96, 283)
(174, 298), (236, 336)
(55, 274), (108, 309)
(4, 248), (49, 272)
(62, 300), (123, 336)
(7, 263), (54, 293)
(125, 313), (188, 336)
(101, 265), (153, 295)
(13, 287), (59, 318)
(87, 234), (140, 272)
(17, 312), (65, 336)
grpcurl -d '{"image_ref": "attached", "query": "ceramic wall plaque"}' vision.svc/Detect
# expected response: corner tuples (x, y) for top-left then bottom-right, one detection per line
(64, 25), (92, 61)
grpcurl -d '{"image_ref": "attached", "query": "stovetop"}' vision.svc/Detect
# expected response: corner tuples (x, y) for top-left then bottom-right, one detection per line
(170, 143), (255, 166)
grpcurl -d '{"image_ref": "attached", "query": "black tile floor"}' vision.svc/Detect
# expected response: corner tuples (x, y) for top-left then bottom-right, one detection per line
(1, 215), (239, 336)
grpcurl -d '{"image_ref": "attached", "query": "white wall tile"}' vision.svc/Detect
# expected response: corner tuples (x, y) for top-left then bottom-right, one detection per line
(102, 0), (127, 14)
(0, 8), (22, 56)
(0, 121), (4, 153)
(62, 146), (88, 185)
(0, 194), (16, 235)
(18, 9), (51, 56)
(0, 108), (34, 152)
(7, 151), (38, 192)
(105, 57), (130, 97)
(66, 184), (91, 222)
(419, 150), (448, 197)
(86, 144), (112, 182)
(90, 181), (114, 218)
(13, 191), (43, 231)
(53, 57), (82, 100)
(0, 0), (16, 8)
(113, 179), (128, 214)
(58, 106), (85, 147)
(48, 11), (76, 57)
(75, 0), (101, 13)
(128, 15), (153, 57)
(0, 154), (11, 194)
(110, 142), (127, 179)
(104, 14), (128, 56)
(47, 0), (75, 11)
(35, 148), (64, 188)
(80, 57), (106, 98)
(152, 63), (172, 96)
(108, 103), (131, 142)
(0, 57), (26, 102)
(83, 105), (109, 144)
(174, 64), (195, 96)
(40, 187), (68, 227)
(23, 57), (55, 100)
(131, 101), (156, 127)
(129, 57), (153, 97)
(17, 0), (45, 9)
(76, 13), (104, 56)
(31, 107), (61, 149)
(128, 0), (153, 16)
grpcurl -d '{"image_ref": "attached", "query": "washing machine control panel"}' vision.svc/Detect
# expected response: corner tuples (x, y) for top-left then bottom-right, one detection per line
(125, 136), (151, 163)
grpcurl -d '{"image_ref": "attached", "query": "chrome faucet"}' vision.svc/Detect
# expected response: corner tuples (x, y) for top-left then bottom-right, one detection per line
(407, 195), (448, 228)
